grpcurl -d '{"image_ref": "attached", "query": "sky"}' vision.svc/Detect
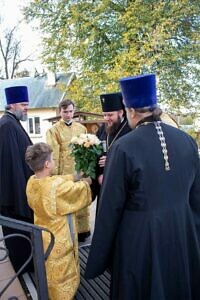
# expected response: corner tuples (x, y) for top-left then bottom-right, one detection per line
(0, 0), (43, 75)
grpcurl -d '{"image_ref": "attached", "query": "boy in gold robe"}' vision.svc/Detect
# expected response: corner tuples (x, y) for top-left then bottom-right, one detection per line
(46, 99), (90, 242)
(25, 142), (92, 300)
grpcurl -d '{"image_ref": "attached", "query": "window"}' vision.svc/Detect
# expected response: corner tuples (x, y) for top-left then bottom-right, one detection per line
(28, 117), (41, 135)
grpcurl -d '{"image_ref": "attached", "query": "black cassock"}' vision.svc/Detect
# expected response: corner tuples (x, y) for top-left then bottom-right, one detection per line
(85, 122), (200, 300)
(0, 112), (34, 272)
(92, 117), (131, 212)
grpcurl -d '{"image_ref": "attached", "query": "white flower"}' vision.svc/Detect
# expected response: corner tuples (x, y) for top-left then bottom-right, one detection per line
(70, 133), (101, 147)
(69, 133), (103, 179)
(70, 136), (79, 144)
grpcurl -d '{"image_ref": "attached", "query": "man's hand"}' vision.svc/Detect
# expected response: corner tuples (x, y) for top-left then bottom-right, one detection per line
(98, 155), (106, 168)
(98, 174), (104, 185)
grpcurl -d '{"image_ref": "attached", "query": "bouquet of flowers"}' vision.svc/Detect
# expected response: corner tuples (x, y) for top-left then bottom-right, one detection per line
(69, 133), (103, 179)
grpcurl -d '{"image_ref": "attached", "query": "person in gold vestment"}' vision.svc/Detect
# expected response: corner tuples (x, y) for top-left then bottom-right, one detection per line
(46, 99), (91, 242)
(25, 142), (92, 300)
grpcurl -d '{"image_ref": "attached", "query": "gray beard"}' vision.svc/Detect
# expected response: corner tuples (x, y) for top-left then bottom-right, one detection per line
(14, 109), (28, 121)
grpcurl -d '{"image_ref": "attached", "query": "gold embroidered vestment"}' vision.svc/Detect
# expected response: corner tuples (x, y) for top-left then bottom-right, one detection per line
(26, 175), (92, 299)
(46, 119), (90, 234)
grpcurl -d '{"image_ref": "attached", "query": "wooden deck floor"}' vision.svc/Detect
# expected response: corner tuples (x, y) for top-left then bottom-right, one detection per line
(75, 245), (111, 300)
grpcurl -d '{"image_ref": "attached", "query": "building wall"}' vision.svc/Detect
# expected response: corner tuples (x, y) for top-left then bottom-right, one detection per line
(23, 108), (57, 143)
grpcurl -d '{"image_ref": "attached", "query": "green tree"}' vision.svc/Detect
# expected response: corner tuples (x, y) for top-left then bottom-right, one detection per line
(24, 0), (200, 112)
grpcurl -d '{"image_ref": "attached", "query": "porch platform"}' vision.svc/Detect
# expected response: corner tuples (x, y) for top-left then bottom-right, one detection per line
(0, 202), (111, 299)
(75, 245), (111, 300)
(0, 243), (111, 300)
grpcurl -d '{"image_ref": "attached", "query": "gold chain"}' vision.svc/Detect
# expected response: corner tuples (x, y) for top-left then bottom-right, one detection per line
(107, 120), (128, 151)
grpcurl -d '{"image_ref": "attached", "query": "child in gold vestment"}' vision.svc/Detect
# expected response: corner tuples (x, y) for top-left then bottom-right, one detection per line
(25, 142), (92, 300)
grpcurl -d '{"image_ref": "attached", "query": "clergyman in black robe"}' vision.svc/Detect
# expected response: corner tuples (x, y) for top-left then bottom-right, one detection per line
(0, 86), (34, 272)
(85, 74), (200, 300)
(92, 92), (131, 214)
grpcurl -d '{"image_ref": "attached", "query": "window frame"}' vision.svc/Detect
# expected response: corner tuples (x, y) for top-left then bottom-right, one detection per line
(28, 116), (41, 135)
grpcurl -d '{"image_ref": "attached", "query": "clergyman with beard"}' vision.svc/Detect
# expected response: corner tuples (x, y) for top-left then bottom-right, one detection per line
(0, 86), (34, 273)
(94, 92), (131, 214)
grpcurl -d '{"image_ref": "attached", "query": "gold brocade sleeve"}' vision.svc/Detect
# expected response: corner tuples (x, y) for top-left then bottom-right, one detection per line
(46, 127), (60, 175)
(63, 174), (74, 181)
(55, 176), (92, 215)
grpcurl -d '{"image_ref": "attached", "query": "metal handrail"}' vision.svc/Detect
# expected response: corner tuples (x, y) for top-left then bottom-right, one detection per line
(0, 215), (54, 300)
(0, 233), (33, 297)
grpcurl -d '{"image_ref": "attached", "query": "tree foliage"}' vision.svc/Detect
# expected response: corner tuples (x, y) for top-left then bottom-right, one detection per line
(24, 0), (200, 112)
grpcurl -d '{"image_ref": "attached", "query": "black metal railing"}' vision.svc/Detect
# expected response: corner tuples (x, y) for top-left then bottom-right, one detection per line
(0, 215), (54, 299)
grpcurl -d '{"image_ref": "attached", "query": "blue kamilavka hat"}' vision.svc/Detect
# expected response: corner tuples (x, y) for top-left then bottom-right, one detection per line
(120, 73), (170, 171)
(119, 74), (157, 108)
(100, 92), (124, 112)
(5, 86), (29, 105)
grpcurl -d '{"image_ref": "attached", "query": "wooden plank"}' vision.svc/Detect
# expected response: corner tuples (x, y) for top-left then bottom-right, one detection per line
(75, 246), (111, 300)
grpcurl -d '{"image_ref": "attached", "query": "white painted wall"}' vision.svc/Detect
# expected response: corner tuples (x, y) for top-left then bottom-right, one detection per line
(22, 108), (57, 143)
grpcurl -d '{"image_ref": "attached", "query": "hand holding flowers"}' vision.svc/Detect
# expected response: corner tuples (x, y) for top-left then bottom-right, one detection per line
(69, 133), (103, 179)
